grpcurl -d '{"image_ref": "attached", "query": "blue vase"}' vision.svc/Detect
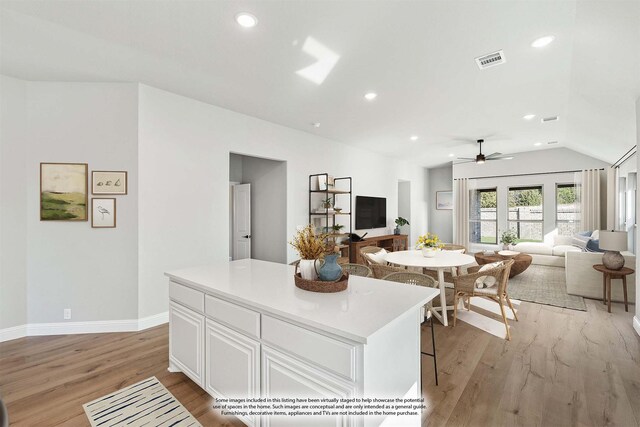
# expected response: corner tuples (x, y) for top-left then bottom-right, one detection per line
(318, 254), (343, 281)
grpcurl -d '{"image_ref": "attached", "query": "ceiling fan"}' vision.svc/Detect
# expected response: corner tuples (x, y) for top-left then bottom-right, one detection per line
(456, 139), (514, 164)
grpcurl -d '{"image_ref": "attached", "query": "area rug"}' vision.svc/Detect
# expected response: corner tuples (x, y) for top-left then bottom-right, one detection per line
(83, 377), (201, 427)
(507, 264), (587, 311)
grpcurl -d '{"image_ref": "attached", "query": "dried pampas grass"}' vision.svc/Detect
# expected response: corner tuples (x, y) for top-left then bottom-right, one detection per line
(290, 225), (329, 260)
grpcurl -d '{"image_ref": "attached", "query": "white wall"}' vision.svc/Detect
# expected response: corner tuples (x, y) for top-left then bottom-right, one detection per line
(26, 82), (139, 323)
(454, 148), (610, 251)
(397, 181), (411, 237)
(428, 166), (453, 242)
(635, 96), (640, 337)
(137, 84), (429, 318)
(0, 75), (28, 330)
(239, 154), (287, 264)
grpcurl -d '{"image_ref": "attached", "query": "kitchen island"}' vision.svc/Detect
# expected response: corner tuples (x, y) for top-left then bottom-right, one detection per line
(165, 259), (438, 427)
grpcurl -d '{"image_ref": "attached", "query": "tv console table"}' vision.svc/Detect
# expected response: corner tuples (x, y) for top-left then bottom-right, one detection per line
(349, 234), (408, 264)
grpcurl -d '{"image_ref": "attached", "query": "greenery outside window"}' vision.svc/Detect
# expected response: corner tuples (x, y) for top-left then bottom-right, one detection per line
(470, 188), (497, 244)
(508, 186), (543, 242)
(556, 184), (580, 236)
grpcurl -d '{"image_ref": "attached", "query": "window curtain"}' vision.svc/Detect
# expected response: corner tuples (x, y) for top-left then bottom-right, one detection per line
(453, 178), (469, 247)
(580, 169), (601, 231)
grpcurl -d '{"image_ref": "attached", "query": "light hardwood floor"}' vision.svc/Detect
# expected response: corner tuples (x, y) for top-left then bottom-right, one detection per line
(1, 299), (638, 426)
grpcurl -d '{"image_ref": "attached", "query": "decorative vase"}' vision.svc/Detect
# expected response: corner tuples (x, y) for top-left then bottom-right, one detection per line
(502, 243), (509, 250)
(318, 254), (343, 281)
(421, 247), (439, 258)
(299, 259), (320, 280)
(394, 227), (400, 235)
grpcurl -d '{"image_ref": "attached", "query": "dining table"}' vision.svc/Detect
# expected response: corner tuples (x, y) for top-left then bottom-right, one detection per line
(384, 250), (476, 326)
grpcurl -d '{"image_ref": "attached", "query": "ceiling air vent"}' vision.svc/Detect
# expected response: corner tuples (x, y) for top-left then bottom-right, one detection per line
(547, 141), (558, 145)
(475, 50), (506, 69)
(542, 116), (559, 123)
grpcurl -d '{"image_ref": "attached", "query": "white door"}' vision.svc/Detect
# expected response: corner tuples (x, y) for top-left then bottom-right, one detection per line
(233, 184), (251, 260)
(261, 346), (355, 427)
(205, 319), (260, 427)
(169, 302), (204, 386)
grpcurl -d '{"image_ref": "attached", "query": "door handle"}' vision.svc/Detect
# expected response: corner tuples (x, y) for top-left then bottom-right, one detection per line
(243, 235), (251, 239)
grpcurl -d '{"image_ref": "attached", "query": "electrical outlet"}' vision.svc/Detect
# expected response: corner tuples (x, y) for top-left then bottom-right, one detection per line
(64, 308), (71, 320)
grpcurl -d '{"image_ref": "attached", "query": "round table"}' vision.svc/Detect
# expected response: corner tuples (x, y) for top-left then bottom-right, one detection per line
(474, 252), (533, 278)
(384, 250), (476, 326)
(592, 264), (633, 313)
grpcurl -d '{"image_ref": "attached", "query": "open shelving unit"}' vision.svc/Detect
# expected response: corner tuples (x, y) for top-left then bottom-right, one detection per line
(308, 173), (352, 262)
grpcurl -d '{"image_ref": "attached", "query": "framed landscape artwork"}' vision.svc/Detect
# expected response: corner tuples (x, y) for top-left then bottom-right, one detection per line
(91, 198), (116, 228)
(436, 191), (453, 210)
(92, 171), (128, 195)
(40, 163), (88, 221)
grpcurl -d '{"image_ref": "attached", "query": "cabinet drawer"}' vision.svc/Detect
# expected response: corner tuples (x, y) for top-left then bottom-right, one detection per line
(205, 295), (260, 339)
(169, 281), (204, 313)
(262, 315), (357, 381)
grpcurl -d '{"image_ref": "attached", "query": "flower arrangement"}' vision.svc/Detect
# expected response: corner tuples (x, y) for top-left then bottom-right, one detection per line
(415, 232), (443, 250)
(289, 225), (328, 260)
(500, 229), (518, 245)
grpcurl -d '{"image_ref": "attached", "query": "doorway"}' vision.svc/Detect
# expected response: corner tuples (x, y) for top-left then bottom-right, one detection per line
(229, 153), (287, 263)
(398, 180), (411, 238)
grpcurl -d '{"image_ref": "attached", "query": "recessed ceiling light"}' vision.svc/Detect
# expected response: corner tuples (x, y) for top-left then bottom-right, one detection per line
(448, 153), (454, 157)
(410, 135), (418, 141)
(235, 13), (258, 28)
(531, 35), (555, 48)
(364, 92), (377, 101)
(312, 122), (320, 128)
(534, 142), (543, 146)
(523, 114), (536, 120)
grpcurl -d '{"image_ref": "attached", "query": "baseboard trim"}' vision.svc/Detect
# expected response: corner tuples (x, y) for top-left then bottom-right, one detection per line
(0, 324), (28, 342)
(0, 312), (168, 343)
(634, 316), (640, 337)
(137, 311), (169, 331)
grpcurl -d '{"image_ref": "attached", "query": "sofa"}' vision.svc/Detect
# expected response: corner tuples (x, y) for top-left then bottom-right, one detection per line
(511, 235), (583, 267)
(512, 233), (636, 303)
(565, 250), (635, 303)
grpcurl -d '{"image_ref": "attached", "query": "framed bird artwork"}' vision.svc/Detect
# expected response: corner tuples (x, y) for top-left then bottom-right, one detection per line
(92, 171), (127, 195)
(91, 198), (116, 228)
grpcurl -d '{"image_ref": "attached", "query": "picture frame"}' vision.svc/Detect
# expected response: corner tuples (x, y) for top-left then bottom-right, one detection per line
(91, 198), (116, 228)
(436, 191), (453, 210)
(92, 171), (128, 195)
(40, 162), (88, 221)
(317, 175), (327, 191)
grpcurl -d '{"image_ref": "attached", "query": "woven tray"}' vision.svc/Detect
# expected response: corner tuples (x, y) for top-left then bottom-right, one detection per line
(293, 272), (349, 293)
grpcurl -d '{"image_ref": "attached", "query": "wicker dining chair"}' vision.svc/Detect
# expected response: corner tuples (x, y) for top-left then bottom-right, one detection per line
(341, 263), (372, 277)
(359, 246), (383, 267)
(382, 271), (440, 385)
(370, 263), (405, 279)
(451, 259), (518, 340)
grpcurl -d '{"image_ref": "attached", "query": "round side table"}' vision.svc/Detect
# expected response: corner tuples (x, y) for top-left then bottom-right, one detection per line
(592, 264), (633, 313)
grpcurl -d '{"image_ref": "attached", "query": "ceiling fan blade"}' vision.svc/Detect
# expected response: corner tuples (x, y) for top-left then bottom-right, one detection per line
(456, 157), (476, 160)
(454, 160), (476, 164)
(485, 152), (502, 158)
(487, 156), (514, 161)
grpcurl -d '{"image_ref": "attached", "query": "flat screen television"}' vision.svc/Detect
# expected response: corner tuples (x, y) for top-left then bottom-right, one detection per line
(355, 196), (387, 229)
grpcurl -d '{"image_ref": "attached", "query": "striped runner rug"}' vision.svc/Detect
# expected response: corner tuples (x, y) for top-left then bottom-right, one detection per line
(83, 377), (202, 427)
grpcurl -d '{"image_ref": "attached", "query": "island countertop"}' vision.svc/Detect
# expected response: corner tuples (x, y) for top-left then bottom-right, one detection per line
(165, 259), (438, 344)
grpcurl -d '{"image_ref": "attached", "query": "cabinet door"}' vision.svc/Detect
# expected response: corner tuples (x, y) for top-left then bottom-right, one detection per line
(205, 319), (260, 426)
(169, 301), (204, 386)
(262, 346), (356, 427)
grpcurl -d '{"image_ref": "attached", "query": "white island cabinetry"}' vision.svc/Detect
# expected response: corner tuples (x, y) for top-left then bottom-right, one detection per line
(166, 259), (438, 427)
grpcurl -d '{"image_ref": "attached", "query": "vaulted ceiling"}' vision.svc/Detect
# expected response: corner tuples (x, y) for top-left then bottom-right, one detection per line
(1, 0), (639, 167)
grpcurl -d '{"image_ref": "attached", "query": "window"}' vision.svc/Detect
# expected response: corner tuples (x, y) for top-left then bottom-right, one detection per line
(508, 186), (543, 242)
(470, 188), (497, 244)
(556, 184), (580, 236)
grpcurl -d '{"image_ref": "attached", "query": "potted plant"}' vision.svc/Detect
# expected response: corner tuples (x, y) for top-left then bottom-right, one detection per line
(289, 225), (328, 280)
(415, 232), (443, 257)
(500, 229), (518, 250)
(321, 197), (333, 210)
(394, 217), (410, 235)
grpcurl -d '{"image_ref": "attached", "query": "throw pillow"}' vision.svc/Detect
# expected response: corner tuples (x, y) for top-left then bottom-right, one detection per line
(572, 234), (590, 251)
(475, 261), (503, 289)
(364, 248), (388, 265)
(590, 230), (600, 240)
(586, 239), (603, 253)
